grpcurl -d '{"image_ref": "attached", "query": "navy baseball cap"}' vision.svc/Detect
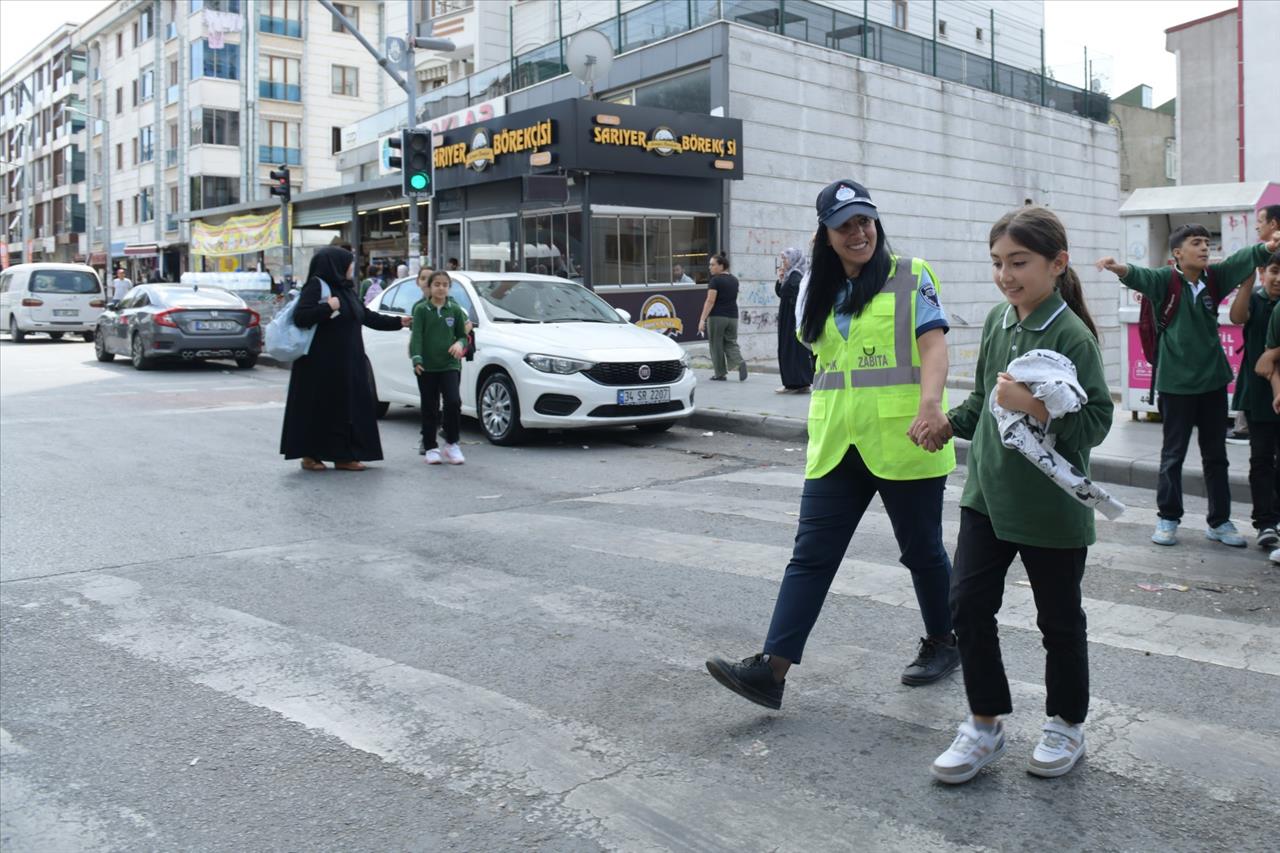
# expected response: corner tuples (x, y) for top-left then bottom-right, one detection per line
(816, 179), (879, 228)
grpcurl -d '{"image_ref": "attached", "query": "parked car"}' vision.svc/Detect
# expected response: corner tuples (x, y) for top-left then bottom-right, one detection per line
(94, 284), (262, 370)
(363, 272), (696, 445)
(0, 263), (105, 342)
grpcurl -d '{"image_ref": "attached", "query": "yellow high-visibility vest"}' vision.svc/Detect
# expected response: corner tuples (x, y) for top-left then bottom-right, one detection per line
(805, 256), (957, 481)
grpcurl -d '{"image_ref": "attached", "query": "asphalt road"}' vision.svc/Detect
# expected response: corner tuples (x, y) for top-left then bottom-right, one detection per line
(2, 338), (1277, 852)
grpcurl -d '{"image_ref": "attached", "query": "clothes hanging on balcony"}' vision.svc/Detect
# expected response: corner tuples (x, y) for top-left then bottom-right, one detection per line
(203, 9), (243, 50)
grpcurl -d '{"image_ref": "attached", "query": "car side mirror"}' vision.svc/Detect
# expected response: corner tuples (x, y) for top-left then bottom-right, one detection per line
(615, 308), (631, 323)
(106, 300), (120, 310)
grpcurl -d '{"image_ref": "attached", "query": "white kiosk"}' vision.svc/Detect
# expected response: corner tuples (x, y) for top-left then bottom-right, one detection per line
(1116, 181), (1280, 416)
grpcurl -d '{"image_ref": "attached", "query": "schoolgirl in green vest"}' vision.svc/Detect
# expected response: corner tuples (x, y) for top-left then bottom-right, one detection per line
(706, 179), (961, 711)
(930, 206), (1112, 784)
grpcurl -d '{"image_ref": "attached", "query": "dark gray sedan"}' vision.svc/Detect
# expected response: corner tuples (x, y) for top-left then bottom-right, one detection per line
(94, 285), (263, 370)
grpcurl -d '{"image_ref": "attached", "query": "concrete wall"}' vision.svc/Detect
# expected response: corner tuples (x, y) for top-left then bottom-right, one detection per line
(1166, 10), (1237, 185)
(1110, 101), (1174, 200)
(1241, 0), (1280, 182)
(723, 23), (1123, 387)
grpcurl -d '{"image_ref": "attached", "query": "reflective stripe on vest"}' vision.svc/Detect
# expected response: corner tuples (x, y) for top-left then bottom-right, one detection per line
(812, 369), (846, 391)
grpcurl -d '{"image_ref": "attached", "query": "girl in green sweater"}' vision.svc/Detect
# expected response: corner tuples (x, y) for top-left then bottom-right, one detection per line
(929, 207), (1112, 784)
(410, 271), (470, 465)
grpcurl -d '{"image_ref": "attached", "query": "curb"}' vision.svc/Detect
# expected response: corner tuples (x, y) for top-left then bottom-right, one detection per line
(687, 407), (1239, 499)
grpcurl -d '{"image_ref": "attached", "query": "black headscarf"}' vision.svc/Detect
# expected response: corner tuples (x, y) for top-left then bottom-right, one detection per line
(307, 246), (355, 290)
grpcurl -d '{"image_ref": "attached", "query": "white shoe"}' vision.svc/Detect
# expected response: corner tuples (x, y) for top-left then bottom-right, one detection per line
(1270, 547), (1280, 565)
(424, 449), (442, 465)
(441, 443), (465, 465)
(931, 717), (1005, 784)
(1028, 716), (1086, 778)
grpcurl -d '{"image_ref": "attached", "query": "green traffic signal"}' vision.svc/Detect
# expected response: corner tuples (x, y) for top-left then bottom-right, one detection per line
(409, 173), (428, 191)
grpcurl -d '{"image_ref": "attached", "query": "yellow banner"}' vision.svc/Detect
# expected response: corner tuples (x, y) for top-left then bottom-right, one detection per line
(191, 208), (286, 257)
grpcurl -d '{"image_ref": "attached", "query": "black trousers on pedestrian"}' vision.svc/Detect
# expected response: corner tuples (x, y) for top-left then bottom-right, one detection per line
(763, 444), (953, 664)
(1246, 416), (1280, 531)
(1157, 387), (1231, 527)
(417, 369), (461, 448)
(950, 508), (1089, 724)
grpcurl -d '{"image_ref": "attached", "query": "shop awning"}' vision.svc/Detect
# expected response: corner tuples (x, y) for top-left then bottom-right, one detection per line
(124, 243), (159, 257)
(1119, 182), (1277, 216)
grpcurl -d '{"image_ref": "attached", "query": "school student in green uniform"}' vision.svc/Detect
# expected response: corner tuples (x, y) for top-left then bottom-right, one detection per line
(930, 207), (1112, 784)
(410, 270), (470, 466)
(1097, 226), (1280, 548)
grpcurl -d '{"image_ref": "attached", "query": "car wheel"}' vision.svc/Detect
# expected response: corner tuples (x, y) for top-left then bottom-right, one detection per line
(130, 334), (153, 370)
(8, 315), (26, 342)
(635, 420), (676, 434)
(48, 331), (64, 341)
(235, 355), (258, 369)
(479, 372), (527, 446)
(82, 330), (95, 343)
(94, 330), (115, 362)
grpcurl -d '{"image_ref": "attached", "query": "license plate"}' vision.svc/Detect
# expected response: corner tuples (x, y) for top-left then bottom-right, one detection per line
(617, 387), (671, 405)
(53, 309), (77, 317)
(194, 320), (238, 331)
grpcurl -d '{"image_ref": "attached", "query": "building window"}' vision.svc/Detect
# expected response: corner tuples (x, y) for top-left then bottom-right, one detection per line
(976, 27), (984, 42)
(139, 188), (153, 222)
(139, 126), (154, 162)
(116, 32), (123, 58)
(190, 107), (240, 146)
(261, 119), (300, 164)
(131, 79), (138, 106)
(893, 0), (907, 30)
(1164, 138), (1177, 181)
(116, 199), (124, 225)
(140, 66), (154, 101)
(331, 3), (358, 31)
(138, 7), (154, 42)
(331, 126), (342, 154)
(191, 40), (240, 81)
(190, 175), (240, 209)
(132, 137), (139, 165)
(169, 185), (179, 215)
(115, 87), (123, 113)
(331, 65), (358, 97)
(260, 0), (301, 37)
(938, 20), (947, 37)
(261, 55), (301, 101)
(116, 143), (123, 169)
(432, 0), (473, 15)
(604, 66), (711, 115)
(191, 0), (240, 12)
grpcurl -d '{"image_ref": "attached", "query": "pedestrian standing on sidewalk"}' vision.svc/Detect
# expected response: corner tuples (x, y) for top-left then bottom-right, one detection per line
(705, 179), (959, 711)
(774, 247), (814, 393)
(411, 270), (469, 466)
(1241, 252), (1280, 553)
(280, 246), (410, 472)
(927, 206), (1112, 785)
(1097, 227), (1280, 548)
(111, 268), (132, 302)
(697, 253), (747, 381)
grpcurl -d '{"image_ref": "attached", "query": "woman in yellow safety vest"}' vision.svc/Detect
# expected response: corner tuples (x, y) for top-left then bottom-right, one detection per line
(706, 179), (958, 710)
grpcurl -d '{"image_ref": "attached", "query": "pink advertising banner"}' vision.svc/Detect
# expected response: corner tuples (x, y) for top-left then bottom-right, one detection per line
(1126, 322), (1245, 393)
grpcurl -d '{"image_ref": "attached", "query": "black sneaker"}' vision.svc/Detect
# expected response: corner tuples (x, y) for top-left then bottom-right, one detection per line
(738, 361), (749, 381)
(1226, 429), (1249, 446)
(705, 653), (784, 709)
(901, 636), (960, 686)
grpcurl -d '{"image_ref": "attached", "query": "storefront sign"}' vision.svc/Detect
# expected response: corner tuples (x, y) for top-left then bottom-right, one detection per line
(1125, 322), (1244, 393)
(432, 100), (743, 190)
(597, 287), (708, 344)
(191, 208), (285, 257)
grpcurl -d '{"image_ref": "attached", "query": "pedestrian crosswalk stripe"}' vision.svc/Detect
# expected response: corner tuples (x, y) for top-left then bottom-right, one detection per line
(66, 573), (990, 853)
(482, 510), (1280, 676)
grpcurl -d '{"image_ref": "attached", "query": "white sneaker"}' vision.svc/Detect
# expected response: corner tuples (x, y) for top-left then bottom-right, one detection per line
(424, 449), (442, 465)
(1270, 547), (1280, 565)
(931, 717), (1005, 784)
(441, 443), (465, 465)
(1028, 716), (1086, 778)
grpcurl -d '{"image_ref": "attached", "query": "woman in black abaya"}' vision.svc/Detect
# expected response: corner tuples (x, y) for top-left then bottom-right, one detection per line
(775, 247), (815, 393)
(280, 246), (409, 471)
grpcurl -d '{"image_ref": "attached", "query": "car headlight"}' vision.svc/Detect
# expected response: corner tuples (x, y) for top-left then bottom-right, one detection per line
(524, 353), (595, 374)
(678, 349), (691, 367)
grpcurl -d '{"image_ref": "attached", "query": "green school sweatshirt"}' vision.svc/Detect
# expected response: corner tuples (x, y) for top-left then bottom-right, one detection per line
(948, 293), (1113, 549)
(1238, 290), (1280, 423)
(410, 297), (469, 372)
(1118, 242), (1271, 395)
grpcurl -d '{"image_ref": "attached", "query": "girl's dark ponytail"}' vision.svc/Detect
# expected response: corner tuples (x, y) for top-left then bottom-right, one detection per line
(1056, 266), (1098, 340)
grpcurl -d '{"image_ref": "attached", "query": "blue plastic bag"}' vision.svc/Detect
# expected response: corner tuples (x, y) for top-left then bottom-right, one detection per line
(264, 280), (330, 363)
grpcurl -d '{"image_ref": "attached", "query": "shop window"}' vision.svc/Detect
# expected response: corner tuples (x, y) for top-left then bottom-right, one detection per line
(606, 66), (711, 115)
(645, 219), (672, 285)
(437, 222), (462, 270)
(466, 217), (516, 273)
(521, 211), (580, 279)
(671, 217), (714, 284)
(591, 217), (619, 287)
(592, 214), (715, 287)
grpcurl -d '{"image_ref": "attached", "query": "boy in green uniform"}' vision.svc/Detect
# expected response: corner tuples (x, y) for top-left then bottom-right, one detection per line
(1228, 250), (1280, 549)
(410, 270), (470, 465)
(1097, 226), (1280, 547)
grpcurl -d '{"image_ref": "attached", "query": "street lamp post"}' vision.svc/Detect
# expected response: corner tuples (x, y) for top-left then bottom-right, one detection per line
(60, 103), (111, 277)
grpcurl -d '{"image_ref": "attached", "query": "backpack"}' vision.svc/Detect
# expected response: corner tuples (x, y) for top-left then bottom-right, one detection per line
(264, 279), (331, 363)
(1136, 267), (1219, 404)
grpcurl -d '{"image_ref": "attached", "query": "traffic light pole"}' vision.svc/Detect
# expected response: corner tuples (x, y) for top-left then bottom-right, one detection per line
(406, 1), (421, 276)
(279, 200), (292, 288)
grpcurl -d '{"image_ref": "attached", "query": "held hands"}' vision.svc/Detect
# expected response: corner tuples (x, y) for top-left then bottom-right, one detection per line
(326, 296), (341, 312)
(907, 401), (952, 453)
(447, 341), (466, 359)
(400, 315), (412, 327)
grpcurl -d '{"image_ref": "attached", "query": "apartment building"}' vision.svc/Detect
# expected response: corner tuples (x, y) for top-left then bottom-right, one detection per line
(0, 25), (88, 267)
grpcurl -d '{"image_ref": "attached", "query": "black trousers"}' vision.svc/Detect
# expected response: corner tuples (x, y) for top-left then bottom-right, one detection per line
(1157, 387), (1231, 527)
(1246, 417), (1280, 531)
(416, 369), (461, 448)
(950, 508), (1089, 724)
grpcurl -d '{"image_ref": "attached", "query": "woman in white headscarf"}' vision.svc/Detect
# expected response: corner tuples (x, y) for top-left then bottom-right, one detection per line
(775, 247), (815, 393)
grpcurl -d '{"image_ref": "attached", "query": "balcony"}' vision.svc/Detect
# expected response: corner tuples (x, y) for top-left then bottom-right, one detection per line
(166, 22), (177, 40)
(259, 15), (301, 38)
(165, 213), (177, 232)
(165, 148), (178, 167)
(258, 146), (301, 165)
(258, 81), (301, 102)
(166, 84), (179, 105)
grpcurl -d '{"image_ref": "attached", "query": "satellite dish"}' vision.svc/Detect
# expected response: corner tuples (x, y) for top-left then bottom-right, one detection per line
(565, 30), (614, 99)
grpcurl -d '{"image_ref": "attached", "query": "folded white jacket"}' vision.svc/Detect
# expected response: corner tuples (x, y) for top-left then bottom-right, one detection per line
(991, 349), (1125, 520)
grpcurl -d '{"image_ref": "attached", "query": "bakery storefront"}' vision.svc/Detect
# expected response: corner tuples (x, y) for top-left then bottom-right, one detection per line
(431, 99), (743, 343)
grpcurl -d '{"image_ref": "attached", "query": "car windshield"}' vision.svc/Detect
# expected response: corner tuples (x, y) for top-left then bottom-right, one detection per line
(29, 270), (100, 294)
(153, 286), (246, 308)
(470, 278), (621, 323)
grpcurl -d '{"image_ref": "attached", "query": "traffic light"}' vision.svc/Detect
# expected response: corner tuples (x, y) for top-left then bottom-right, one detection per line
(387, 132), (403, 170)
(269, 165), (291, 202)
(403, 128), (433, 197)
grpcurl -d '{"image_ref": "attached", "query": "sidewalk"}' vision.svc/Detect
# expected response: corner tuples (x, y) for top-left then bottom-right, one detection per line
(687, 364), (1247, 499)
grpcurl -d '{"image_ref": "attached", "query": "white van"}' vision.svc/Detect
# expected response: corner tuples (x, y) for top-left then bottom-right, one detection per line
(1, 263), (106, 342)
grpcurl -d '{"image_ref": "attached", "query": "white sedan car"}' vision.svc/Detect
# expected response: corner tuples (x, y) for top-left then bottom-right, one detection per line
(363, 272), (696, 445)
